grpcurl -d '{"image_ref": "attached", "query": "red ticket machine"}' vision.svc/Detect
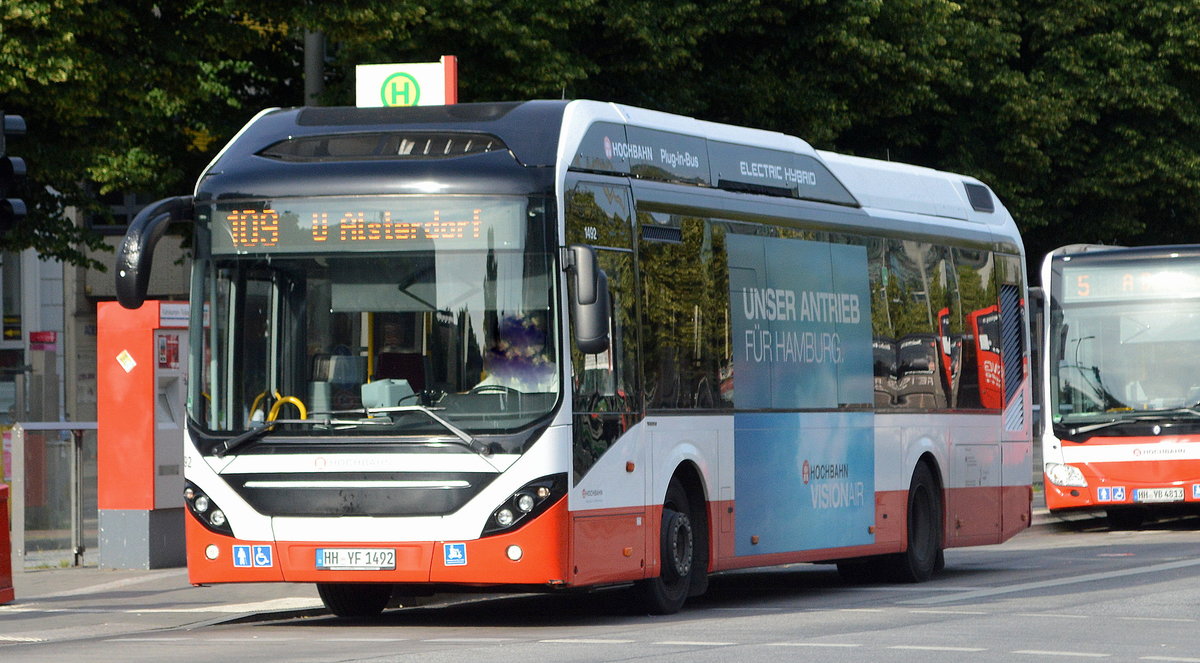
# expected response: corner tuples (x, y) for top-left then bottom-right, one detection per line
(97, 301), (189, 568)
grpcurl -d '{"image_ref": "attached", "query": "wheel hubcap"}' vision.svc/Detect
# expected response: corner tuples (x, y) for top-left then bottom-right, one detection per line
(667, 512), (693, 578)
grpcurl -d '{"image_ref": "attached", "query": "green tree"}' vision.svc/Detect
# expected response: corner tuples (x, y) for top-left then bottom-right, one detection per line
(7, 0), (1200, 274)
(0, 0), (306, 265)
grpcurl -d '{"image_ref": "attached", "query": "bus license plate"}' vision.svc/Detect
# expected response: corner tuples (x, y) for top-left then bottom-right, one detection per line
(1133, 488), (1185, 503)
(315, 548), (396, 570)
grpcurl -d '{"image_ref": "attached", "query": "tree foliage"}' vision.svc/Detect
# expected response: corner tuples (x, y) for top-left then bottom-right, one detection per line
(3, 0), (1200, 270)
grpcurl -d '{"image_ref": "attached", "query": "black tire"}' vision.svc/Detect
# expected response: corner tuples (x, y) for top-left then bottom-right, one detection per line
(884, 462), (942, 583)
(317, 582), (392, 618)
(635, 478), (695, 614)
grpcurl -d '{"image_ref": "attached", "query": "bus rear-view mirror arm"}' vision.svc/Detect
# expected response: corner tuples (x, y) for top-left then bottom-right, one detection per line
(116, 195), (194, 309)
(566, 244), (610, 355)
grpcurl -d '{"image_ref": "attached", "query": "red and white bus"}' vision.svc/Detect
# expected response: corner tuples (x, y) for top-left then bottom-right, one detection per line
(1040, 244), (1200, 528)
(117, 100), (1032, 616)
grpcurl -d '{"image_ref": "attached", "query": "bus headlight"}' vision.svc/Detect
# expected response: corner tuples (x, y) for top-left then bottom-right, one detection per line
(1045, 463), (1088, 487)
(184, 481), (234, 536)
(482, 473), (567, 537)
(495, 508), (515, 528)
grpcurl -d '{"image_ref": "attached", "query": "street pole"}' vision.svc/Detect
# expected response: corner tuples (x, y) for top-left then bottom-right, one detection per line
(304, 31), (325, 106)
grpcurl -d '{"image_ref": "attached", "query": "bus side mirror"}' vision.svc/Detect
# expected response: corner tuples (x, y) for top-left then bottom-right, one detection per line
(567, 244), (610, 354)
(116, 195), (194, 309)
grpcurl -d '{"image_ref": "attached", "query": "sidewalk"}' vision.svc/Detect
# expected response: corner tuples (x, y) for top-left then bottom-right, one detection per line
(1, 565), (326, 645)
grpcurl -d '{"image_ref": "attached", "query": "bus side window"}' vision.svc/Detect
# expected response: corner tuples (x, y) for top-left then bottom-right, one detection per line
(638, 214), (732, 411)
(565, 182), (640, 483)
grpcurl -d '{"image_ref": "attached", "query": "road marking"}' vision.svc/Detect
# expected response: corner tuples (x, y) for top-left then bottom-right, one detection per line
(425, 638), (515, 643)
(0, 635), (47, 643)
(910, 609), (988, 615)
(890, 645), (987, 652)
(902, 557), (1200, 606)
(709, 607), (785, 612)
(1, 598), (322, 615)
(1141, 657), (1200, 662)
(321, 637), (410, 642)
(1016, 613), (1089, 619)
(848, 585), (985, 592)
(107, 637), (195, 642)
(654, 640), (735, 646)
(140, 598), (323, 613)
(1012, 651), (1111, 658)
(208, 637), (294, 642)
(839, 608), (885, 612)
(541, 639), (636, 644)
(0, 607), (109, 614)
(1120, 617), (1196, 623)
(768, 642), (861, 647)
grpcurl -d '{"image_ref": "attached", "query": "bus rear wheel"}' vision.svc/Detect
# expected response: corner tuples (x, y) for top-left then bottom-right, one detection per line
(317, 582), (392, 618)
(635, 478), (695, 614)
(884, 462), (942, 583)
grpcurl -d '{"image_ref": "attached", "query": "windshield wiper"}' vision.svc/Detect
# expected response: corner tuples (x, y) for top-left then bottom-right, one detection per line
(363, 404), (493, 458)
(1064, 418), (1134, 436)
(1064, 408), (1200, 436)
(214, 406), (493, 460)
(213, 416), (393, 457)
(215, 422), (277, 458)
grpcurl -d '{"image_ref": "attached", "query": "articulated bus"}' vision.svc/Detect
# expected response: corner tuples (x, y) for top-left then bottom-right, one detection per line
(1040, 244), (1200, 528)
(117, 100), (1032, 616)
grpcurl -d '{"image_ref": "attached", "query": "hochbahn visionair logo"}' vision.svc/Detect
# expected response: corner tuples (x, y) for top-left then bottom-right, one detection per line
(734, 412), (875, 556)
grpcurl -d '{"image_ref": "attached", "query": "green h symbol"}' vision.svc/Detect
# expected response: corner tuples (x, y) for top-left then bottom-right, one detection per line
(381, 73), (421, 107)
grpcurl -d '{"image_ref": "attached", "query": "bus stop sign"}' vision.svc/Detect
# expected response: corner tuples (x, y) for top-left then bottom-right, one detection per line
(355, 56), (458, 107)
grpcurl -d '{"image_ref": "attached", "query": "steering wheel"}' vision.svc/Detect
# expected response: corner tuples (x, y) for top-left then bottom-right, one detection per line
(471, 384), (520, 396)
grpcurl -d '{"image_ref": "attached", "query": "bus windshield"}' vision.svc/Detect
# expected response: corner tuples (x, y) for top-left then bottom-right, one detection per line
(189, 195), (560, 439)
(1051, 297), (1200, 423)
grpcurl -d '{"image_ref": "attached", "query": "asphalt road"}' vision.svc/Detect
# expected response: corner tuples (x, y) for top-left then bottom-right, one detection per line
(5, 510), (1200, 662)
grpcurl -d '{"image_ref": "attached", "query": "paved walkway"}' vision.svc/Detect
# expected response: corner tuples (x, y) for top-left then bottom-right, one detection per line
(1, 566), (325, 645)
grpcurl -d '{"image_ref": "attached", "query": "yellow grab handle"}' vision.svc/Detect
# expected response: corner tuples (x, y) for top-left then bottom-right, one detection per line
(249, 391), (270, 419)
(267, 395), (308, 421)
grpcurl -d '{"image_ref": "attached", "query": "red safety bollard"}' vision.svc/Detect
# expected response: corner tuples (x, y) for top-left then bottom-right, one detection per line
(0, 484), (13, 604)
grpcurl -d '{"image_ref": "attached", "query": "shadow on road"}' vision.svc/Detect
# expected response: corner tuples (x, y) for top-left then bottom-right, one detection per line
(259, 512), (1200, 629)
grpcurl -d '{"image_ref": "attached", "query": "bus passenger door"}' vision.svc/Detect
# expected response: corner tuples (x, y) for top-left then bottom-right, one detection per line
(564, 179), (647, 585)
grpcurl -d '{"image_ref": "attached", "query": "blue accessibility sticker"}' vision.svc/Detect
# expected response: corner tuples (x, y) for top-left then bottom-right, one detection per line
(233, 545), (252, 567)
(1096, 487), (1112, 502)
(1112, 486), (1127, 501)
(443, 543), (467, 566)
(232, 544), (273, 567)
(252, 545), (273, 567)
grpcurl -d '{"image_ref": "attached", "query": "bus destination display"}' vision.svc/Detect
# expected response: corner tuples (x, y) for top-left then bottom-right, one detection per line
(1061, 262), (1200, 303)
(208, 197), (524, 254)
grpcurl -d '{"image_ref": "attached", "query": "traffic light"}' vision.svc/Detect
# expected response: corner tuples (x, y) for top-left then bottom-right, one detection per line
(1, 111), (27, 233)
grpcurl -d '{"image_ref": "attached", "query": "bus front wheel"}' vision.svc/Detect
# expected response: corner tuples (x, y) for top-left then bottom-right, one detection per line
(884, 462), (943, 583)
(635, 478), (695, 614)
(317, 582), (392, 618)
